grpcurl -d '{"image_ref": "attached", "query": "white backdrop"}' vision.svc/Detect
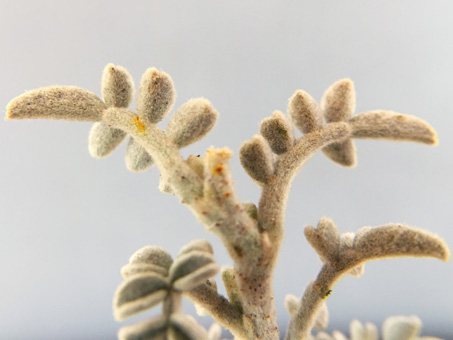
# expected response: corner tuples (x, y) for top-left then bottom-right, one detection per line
(0, 1), (452, 339)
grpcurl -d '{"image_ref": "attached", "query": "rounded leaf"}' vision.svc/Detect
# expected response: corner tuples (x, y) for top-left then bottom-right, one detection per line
(382, 316), (421, 340)
(113, 273), (169, 320)
(122, 246), (173, 279)
(288, 90), (323, 133)
(322, 138), (357, 167)
(6, 86), (106, 121)
(125, 137), (154, 172)
(178, 240), (214, 257)
(102, 64), (135, 108)
(136, 68), (176, 123)
(88, 122), (127, 158)
(167, 98), (219, 148)
(239, 135), (274, 185)
(260, 110), (295, 154)
(118, 315), (167, 340)
(170, 252), (219, 291)
(321, 79), (355, 123)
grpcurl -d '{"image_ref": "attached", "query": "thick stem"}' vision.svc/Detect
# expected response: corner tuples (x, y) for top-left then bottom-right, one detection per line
(162, 291), (183, 318)
(258, 123), (351, 265)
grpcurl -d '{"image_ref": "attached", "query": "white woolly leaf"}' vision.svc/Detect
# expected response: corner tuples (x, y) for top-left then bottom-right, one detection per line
(260, 110), (295, 154)
(321, 79), (356, 123)
(118, 315), (167, 340)
(136, 68), (176, 124)
(167, 98), (219, 148)
(6, 86), (106, 121)
(113, 273), (169, 321)
(322, 138), (357, 167)
(350, 320), (378, 340)
(239, 135), (274, 185)
(349, 110), (438, 145)
(284, 294), (300, 317)
(125, 137), (154, 172)
(207, 323), (222, 340)
(288, 89), (323, 134)
(353, 224), (450, 263)
(102, 64), (135, 108)
(382, 315), (422, 340)
(88, 122), (127, 158)
(178, 240), (214, 256)
(170, 251), (219, 291)
(121, 246), (173, 279)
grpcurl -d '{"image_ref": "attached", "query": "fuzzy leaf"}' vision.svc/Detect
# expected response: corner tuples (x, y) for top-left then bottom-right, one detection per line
(88, 122), (127, 158)
(260, 110), (295, 154)
(170, 251), (219, 291)
(169, 313), (209, 340)
(125, 137), (154, 172)
(349, 111), (438, 145)
(353, 224), (450, 262)
(178, 240), (214, 257)
(208, 323), (222, 340)
(118, 315), (167, 340)
(304, 217), (341, 263)
(6, 86), (106, 121)
(350, 320), (378, 340)
(284, 294), (300, 317)
(321, 79), (355, 123)
(136, 68), (176, 123)
(314, 301), (329, 331)
(102, 64), (135, 108)
(288, 90), (323, 134)
(239, 135), (274, 185)
(121, 246), (173, 279)
(382, 315), (421, 340)
(167, 98), (218, 148)
(322, 138), (357, 167)
(113, 273), (169, 320)
(222, 268), (243, 313)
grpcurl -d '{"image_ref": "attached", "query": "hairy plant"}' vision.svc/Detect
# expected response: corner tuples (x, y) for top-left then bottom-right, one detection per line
(6, 64), (449, 340)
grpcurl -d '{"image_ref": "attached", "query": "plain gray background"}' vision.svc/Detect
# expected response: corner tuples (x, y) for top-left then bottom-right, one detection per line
(0, 1), (452, 339)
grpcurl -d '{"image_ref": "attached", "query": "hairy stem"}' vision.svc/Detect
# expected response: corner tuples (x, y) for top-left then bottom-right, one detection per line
(184, 283), (247, 339)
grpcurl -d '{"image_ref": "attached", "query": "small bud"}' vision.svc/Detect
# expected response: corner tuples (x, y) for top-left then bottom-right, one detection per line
(239, 135), (274, 185)
(6, 86), (106, 121)
(260, 110), (295, 154)
(125, 137), (154, 172)
(136, 68), (176, 123)
(349, 110), (438, 145)
(288, 90), (323, 133)
(88, 122), (127, 158)
(321, 79), (355, 123)
(186, 154), (205, 179)
(304, 217), (341, 263)
(167, 98), (219, 148)
(222, 268), (243, 313)
(113, 273), (169, 321)
(101, 64), (135, 108)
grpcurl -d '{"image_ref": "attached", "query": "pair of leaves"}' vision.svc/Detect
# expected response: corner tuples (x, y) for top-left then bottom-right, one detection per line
(305, 218), (450, 277)
(114, 240), (220, 321)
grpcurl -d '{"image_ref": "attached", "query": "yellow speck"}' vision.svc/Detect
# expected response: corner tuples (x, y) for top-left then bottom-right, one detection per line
(132, 116), (147, 135)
